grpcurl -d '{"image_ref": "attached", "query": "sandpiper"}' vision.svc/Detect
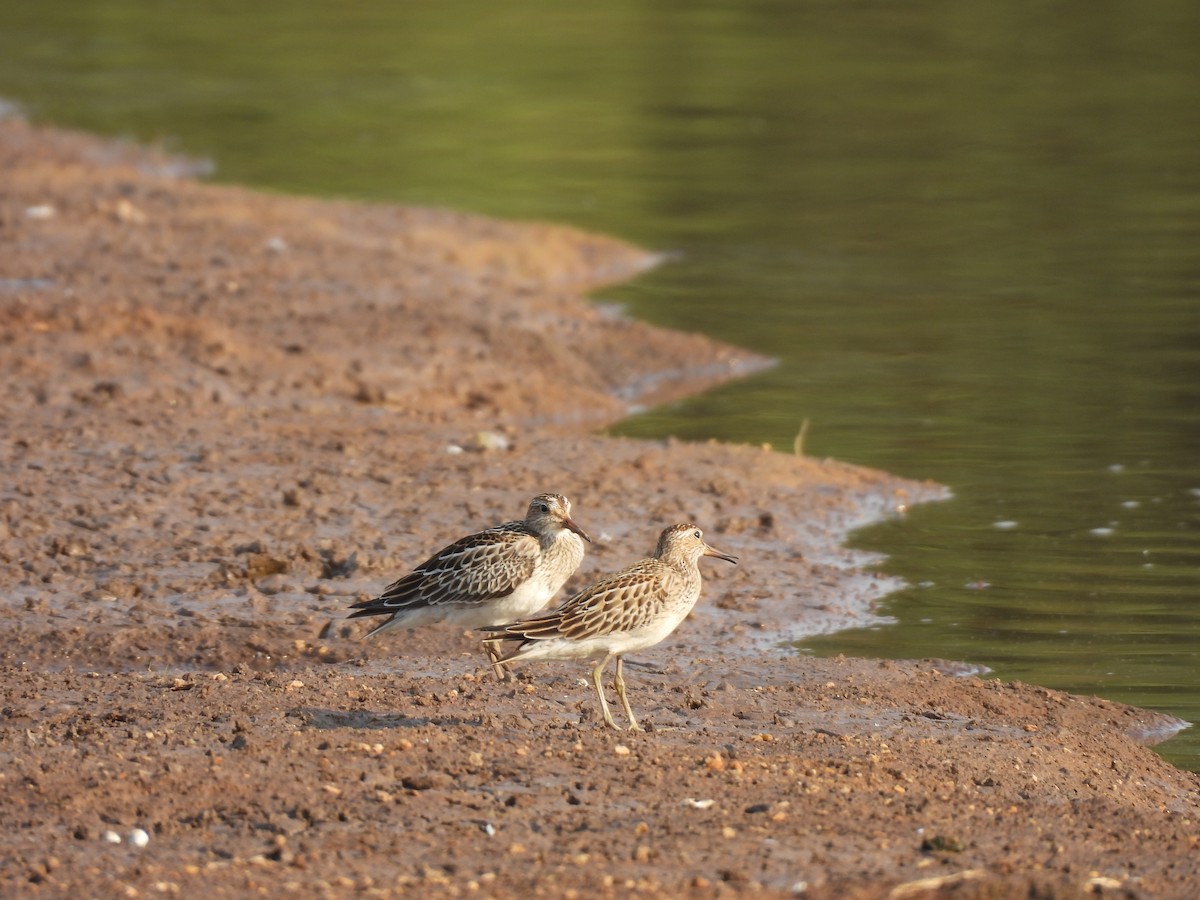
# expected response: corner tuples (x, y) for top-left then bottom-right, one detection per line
(348, 493), (590, 679)
(483, 523), (737, 731)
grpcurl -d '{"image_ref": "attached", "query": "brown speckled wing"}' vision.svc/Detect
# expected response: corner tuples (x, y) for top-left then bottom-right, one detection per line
(494, 560), (672, 641)
(349, 524), (539, 617)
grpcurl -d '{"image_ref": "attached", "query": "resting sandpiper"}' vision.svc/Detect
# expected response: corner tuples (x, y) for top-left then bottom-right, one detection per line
(483, 523), (736, 731)
(348, 493), (590, 678)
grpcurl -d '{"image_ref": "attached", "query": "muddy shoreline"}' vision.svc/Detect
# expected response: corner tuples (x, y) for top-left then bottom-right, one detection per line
(2, 116), (1198, 897)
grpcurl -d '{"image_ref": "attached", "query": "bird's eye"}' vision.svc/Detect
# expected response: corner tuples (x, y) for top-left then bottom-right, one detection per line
(538, 503), (550, 513)
(693, 530), (701, 539)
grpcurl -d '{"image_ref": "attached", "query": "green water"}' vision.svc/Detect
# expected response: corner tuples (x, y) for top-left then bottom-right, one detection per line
(2, 1), (1198, 768)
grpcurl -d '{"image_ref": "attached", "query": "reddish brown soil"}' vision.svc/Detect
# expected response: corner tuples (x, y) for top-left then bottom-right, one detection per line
(1, 116), (1197, 898)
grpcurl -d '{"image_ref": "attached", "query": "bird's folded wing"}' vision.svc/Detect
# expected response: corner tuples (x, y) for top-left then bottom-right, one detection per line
(353, 528), (540, 614)
(492, 563), (672, 640)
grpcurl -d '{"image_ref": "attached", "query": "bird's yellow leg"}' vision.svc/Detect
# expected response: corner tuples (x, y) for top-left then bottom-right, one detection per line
(483, 640), (508, 682)
(591, 655), (619, 730)
(614, 656), (642, 732)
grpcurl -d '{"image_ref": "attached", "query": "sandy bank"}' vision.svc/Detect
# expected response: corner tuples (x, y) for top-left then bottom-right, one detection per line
(1, 116), (1197, 897)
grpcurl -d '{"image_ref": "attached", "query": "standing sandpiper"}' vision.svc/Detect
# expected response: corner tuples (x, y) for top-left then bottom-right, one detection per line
(483, 523), (737, 731)
(348, 493), (590, 678)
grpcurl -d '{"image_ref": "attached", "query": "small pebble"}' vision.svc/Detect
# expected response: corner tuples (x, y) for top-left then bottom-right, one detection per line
(114, 199), (146, 224)
(473, 431), (509, 452)
(102, 830), (121, 844)
(613, 744), (631, 757)
(129, 828), (149, 848)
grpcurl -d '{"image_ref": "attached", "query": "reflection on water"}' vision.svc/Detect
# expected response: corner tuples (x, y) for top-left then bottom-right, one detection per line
(2, 1), (1199, 768)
